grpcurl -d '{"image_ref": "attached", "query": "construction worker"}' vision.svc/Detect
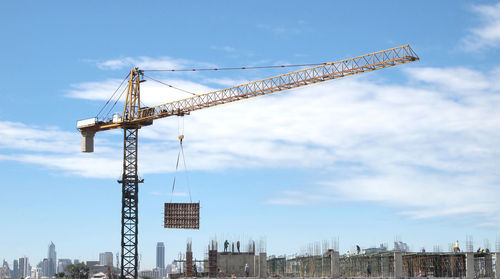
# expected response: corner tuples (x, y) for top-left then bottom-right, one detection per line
(224, 240), (229, 252)
(452, 240), (460, 252)
(356, 245), (361, 255)
(237, 241), (240, 253)
(245, 264), (250, 277)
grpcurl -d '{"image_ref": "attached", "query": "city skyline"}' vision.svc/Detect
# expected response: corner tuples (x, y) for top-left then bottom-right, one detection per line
(1, 0), (500, 269)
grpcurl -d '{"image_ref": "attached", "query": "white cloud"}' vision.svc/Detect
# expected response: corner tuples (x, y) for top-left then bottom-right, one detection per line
(150, 191), (189, 197)
(5, 63), (500, 225)
(210, 45), (236, 53)
(462, 2), (500, 51)
(256, 24), (301, 35)
(202, 77), (251, 87)
(0, 121), (79, 153)
(405, 67), (490, 93)
(67, 78), (126, 101)
(95, 56), (214, 71)
(3, 153), (122, 178)
(66, 78), (216, 114)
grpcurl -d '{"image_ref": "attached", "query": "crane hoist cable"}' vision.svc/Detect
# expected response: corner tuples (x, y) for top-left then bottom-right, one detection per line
(170, 116), (192, 203)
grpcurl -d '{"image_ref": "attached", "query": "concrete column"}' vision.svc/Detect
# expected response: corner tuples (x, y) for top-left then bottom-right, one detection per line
(259, 252), (267, 278)
(185, 251), (193, 277)
(465, 252), (474, 279)
(495, 253), (500, 279)
(484, 253), (493, 277)
(381, 255), (390, 277)
(254, 255), (259, 277)
(330, 251), (339, 279)
(394, 252), (402, 279)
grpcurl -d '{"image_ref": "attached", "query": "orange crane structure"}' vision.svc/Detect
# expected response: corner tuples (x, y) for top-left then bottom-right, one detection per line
(76, 45), (418, 279)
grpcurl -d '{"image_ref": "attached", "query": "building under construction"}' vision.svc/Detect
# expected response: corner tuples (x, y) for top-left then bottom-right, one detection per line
(172, 238), (499, 279)
(204, 239), (267, 278)
(267, 251), (498, 279)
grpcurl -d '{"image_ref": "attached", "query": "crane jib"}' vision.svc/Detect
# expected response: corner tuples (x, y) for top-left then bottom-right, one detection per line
(77, 44), (418, 152)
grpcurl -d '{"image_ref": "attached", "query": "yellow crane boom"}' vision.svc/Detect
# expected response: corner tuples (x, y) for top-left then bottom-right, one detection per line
(78, 44), (418, 151)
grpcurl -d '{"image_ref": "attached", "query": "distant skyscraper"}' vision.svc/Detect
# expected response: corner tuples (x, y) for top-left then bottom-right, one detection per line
(41, 259), (49, 277)
(156, 242), (165, 269)
(13, 259), (19, 278)
(18, 257), (29, 278)
(48, 242), (56, 277)
(99, 252), (113, 267)
(32, 267), (42, 279)
(1, 259), (11, 278)
(57, 259), (72, 273)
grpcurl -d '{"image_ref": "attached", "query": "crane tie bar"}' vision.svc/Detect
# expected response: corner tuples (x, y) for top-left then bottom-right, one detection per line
(142, 62), (327, 72)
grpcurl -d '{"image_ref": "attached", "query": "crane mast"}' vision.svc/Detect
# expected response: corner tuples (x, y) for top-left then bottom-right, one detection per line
(117, 69), (142, 279)
(76, 45), (419, 279)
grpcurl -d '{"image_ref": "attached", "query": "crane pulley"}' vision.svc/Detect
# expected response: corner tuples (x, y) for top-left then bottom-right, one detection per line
(76, 44), (419, 279)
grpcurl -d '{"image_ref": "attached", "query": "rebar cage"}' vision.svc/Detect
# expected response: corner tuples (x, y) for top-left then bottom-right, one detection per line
(164, 202), (200, 229)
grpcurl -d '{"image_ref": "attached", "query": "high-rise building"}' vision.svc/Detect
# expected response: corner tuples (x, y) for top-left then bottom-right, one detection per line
(1, 259), (12, 278)
(48, 242), (57, 277)
(156, 242), (165, 269)
(57, 259), (72, 273)
(41, 259), (49, 277)
(13, 259), (19, 278)
(18, 257), (29, 278)
(31, 266), (42, 279)
(99, 252), (113, 267)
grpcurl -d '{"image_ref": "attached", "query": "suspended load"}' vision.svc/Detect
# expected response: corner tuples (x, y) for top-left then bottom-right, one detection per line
(164, 202), (200, 229)
(164, 121), (200, 229)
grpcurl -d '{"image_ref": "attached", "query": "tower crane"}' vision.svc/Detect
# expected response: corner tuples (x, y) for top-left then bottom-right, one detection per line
(76, 45), (418, 279)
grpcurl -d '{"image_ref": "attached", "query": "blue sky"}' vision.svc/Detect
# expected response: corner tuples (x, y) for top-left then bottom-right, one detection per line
(1, 0), (500, 270)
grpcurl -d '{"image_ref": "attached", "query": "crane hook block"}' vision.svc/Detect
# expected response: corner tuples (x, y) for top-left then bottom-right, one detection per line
(178, 135), (184, 142)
